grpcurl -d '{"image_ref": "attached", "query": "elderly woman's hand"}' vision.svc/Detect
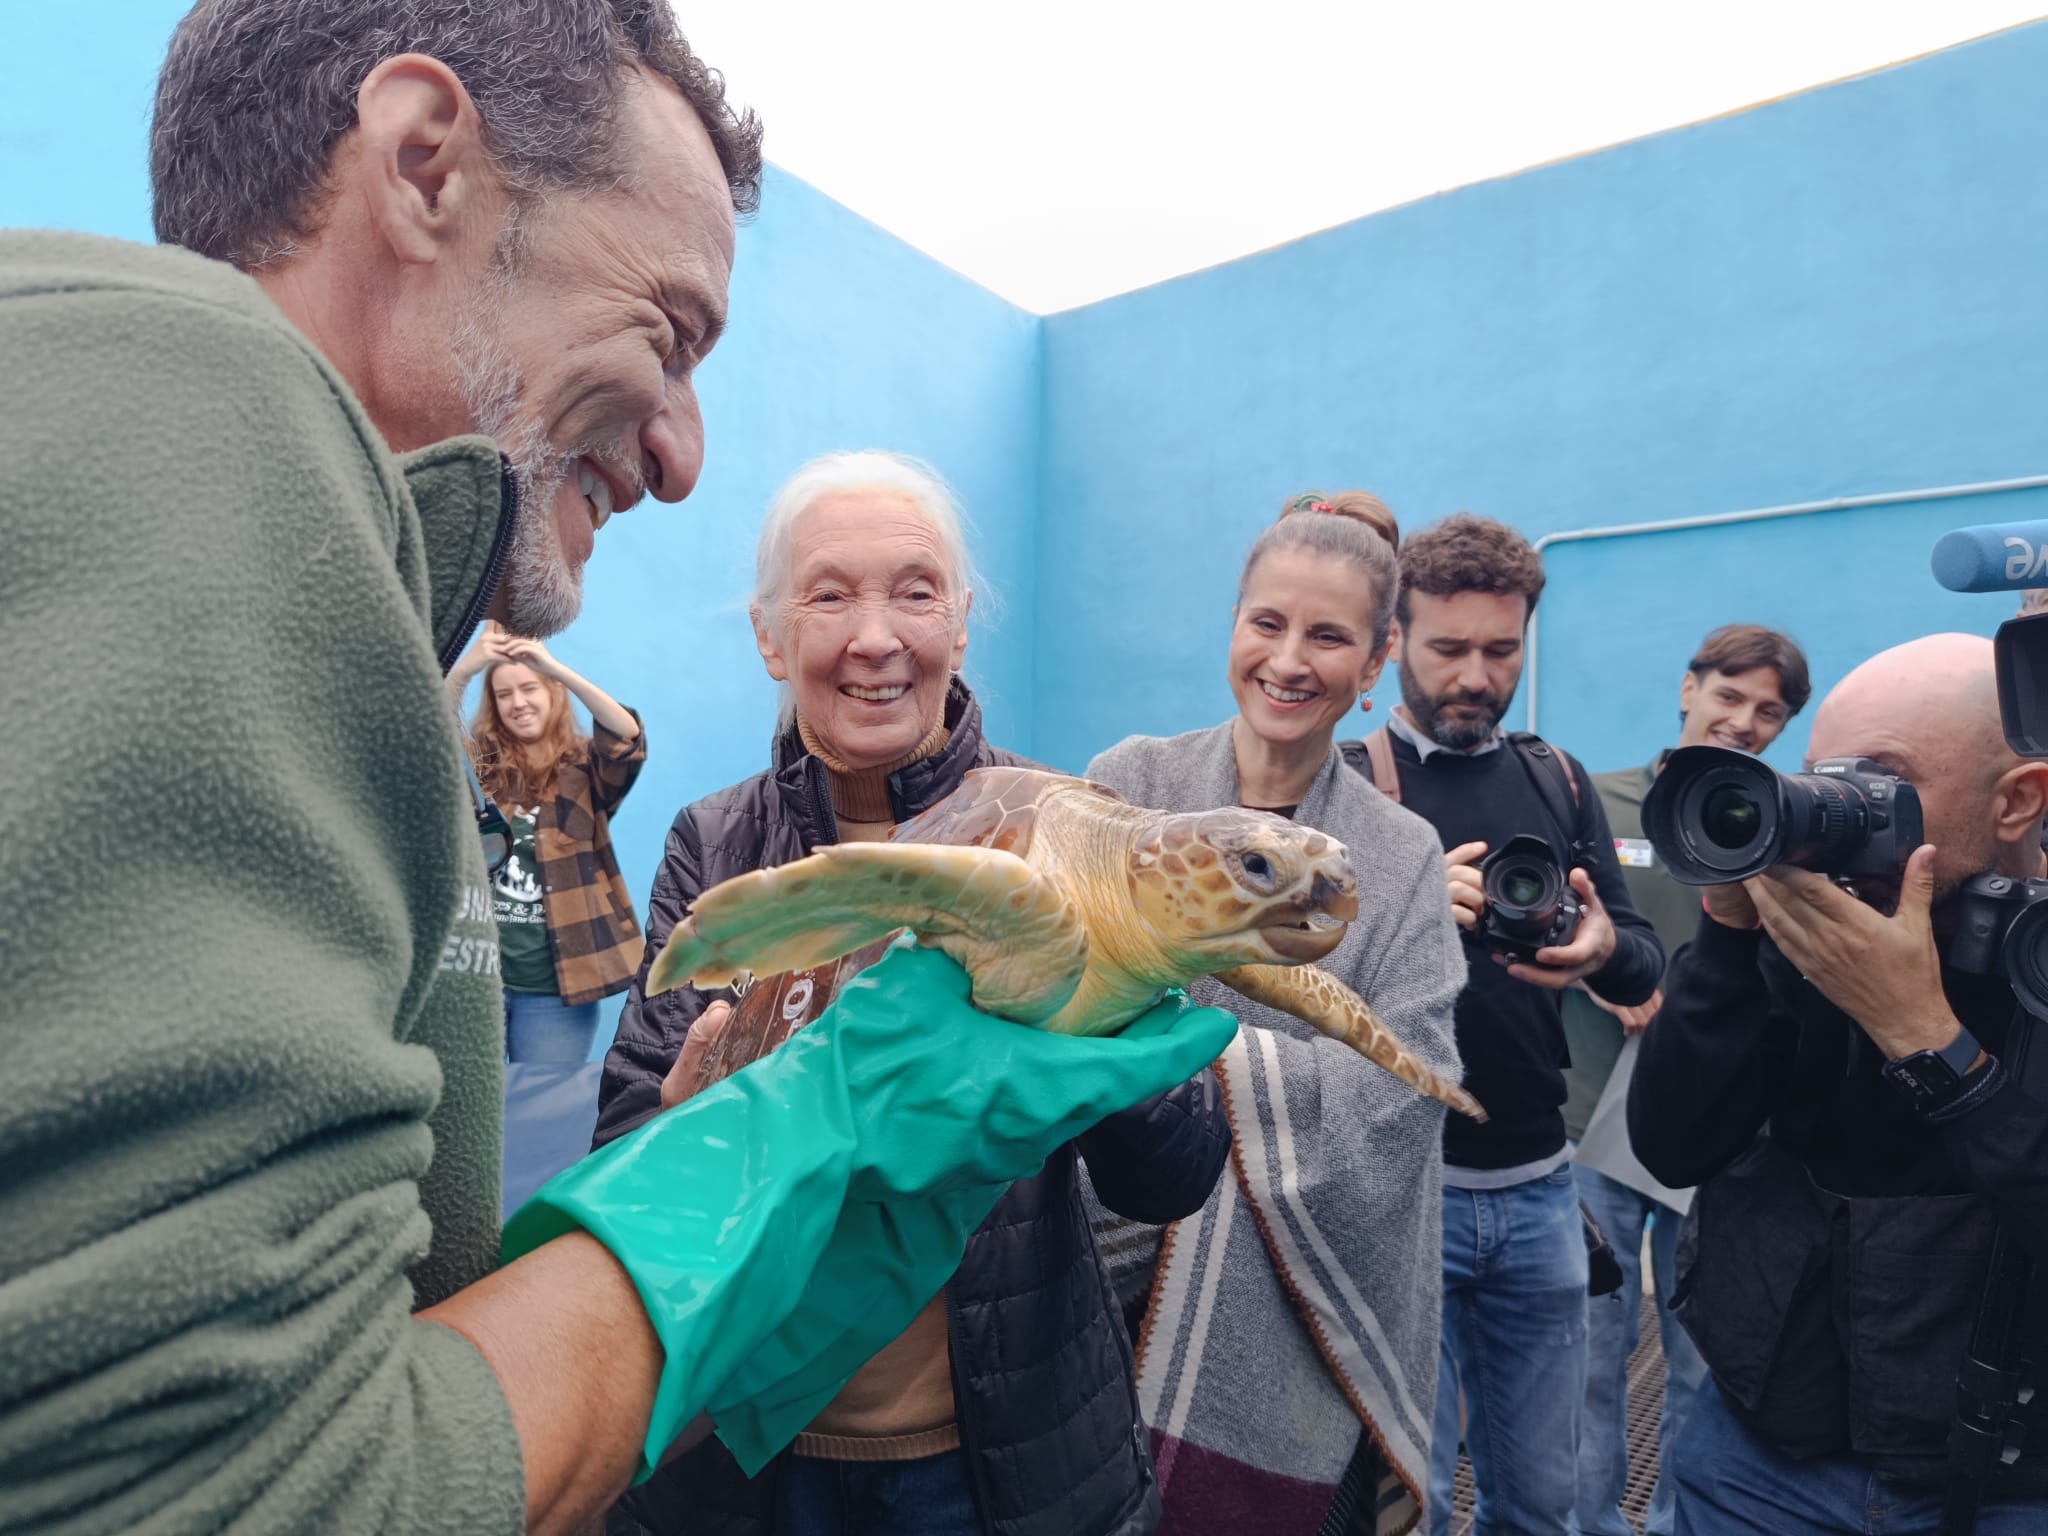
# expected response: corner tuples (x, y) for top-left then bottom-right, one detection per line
(660, 1001), (734, 1110)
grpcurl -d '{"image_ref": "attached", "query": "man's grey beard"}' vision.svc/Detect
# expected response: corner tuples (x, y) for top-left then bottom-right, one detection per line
(450, 276), (583, 639)
(1399, 659), (1508, 751)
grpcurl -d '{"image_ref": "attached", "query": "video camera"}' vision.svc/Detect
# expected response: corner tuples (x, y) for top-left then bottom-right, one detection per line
(1948, 872), (2048, 1020)
(1931, 519), (2048, 756)
(1477, 834), (1583, 964)
(1930, 515), (2048, 1016)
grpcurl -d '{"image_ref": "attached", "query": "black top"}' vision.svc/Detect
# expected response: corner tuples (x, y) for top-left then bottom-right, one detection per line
(1386, 731), (1664, 1169)
(1631, 914), (2048, 1261)
(597, 678), (1231, 1536)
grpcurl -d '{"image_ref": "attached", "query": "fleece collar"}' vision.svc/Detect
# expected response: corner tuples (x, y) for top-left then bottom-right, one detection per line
(396, 436), (517, 673)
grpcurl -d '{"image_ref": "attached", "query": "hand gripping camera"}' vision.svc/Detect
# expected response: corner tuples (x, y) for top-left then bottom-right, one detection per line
(1478, 835), (1584, 964)
(1640, 745), (1924, 886)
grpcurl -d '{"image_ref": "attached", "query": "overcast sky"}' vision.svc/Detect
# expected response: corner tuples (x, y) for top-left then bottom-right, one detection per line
(678, 2), (2046, 312)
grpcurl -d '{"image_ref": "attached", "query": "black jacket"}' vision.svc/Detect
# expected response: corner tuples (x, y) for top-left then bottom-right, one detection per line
(1631, 913), (2048, 1482)
(596, 680), (1232, 1536)
(1376, 731), (1663, 1169)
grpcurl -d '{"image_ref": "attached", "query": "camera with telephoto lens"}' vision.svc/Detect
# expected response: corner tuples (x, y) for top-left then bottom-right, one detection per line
(1945, 871), (2048, 1020)
(1478, 835), (1584, 964)
(1640, 745), (1924, 886)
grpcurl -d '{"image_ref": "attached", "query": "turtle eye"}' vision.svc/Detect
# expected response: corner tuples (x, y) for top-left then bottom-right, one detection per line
(1239, 851), (1276, 891)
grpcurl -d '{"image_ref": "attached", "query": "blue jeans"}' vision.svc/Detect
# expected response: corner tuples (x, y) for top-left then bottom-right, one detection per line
(778, 1449), (980, 1535)
(1675, 1381), (2046, 1534)
(1575, 1165), (1709, 1536)
(503, 990), (600, 1063)
(1429, 1162), (1590, 1536)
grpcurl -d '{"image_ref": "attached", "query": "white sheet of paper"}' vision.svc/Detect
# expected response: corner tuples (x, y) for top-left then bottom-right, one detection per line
(1575, 1033), (1693, 1217)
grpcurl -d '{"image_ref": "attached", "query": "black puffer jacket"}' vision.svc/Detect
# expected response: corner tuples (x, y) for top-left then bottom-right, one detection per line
(596, 679), (1230, 1536)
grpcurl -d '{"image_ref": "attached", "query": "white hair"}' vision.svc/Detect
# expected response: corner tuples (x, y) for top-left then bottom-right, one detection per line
(753, 451), (985, 629)
(753, 451), (989, 734)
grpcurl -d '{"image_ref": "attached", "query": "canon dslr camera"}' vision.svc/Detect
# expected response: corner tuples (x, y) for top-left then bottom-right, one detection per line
(1947, 871), (2048, 1018)
(1641, 746), (1923, 886)
(1478, 835), (1584, 964)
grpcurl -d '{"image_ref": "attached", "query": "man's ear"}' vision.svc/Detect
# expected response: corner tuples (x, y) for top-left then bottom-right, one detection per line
(752, 605), (789, 682)
(1678, 670), (1701, 718)
(1991, 760), (2048, 853)
(353, 53), (495, 267)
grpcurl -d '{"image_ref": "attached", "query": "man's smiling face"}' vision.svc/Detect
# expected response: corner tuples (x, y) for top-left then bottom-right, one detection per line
(1677, 667), (1791, 755)
(448, 70), (736, 635)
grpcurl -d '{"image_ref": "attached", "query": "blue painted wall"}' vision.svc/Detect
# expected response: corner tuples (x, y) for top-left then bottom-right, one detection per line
(2, 2), (1039, 1057)
(0, 2), (169, 244)
(12, 5), (2048, 908)
(1038, 20), (2048, 778)
(559, 163), (1039, 988)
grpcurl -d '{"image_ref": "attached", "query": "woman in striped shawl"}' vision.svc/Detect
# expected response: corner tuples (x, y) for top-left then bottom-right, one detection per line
(1084, 493), (1467, 1536)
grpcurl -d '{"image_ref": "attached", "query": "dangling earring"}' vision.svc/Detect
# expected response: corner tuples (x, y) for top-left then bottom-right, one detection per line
(1359, 696), (1374, 712)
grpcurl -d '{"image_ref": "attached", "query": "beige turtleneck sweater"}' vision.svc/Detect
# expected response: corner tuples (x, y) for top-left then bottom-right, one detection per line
(789, 715), (963, 1462)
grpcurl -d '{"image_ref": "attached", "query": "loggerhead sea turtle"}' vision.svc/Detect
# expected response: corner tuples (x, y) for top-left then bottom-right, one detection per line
(649, 765), (1484, 1120)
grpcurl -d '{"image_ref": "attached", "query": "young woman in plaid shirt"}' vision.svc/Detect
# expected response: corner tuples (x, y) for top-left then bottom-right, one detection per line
(452, 621), (648, 1062)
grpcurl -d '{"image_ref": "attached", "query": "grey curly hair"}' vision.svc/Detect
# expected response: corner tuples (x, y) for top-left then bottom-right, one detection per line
(151, 0), (763, 269)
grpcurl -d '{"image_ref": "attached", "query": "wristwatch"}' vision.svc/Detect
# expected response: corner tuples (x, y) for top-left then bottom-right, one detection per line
(1880, 1025), (1994, 1116)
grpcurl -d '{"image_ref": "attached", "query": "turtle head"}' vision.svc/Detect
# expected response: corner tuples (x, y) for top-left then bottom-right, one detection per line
(1127, 809), (1358, 967)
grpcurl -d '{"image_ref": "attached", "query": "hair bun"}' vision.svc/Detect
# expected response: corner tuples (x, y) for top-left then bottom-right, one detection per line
(1281, 489), (1400, 550)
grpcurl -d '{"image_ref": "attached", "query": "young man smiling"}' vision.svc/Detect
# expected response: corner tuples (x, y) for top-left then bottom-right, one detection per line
(1351, 513), (1663, 1536)
(1562, 624), (1811, 1536)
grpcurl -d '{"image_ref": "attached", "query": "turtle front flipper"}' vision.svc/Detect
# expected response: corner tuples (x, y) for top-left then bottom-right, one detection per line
(648, 843), (1090, 1026)
(1215, 963), (1487, 1123)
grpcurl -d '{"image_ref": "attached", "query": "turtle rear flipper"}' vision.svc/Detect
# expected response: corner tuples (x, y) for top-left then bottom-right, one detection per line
(1216, 963), (1487, 1123)
(648, 842), (1090, 1025)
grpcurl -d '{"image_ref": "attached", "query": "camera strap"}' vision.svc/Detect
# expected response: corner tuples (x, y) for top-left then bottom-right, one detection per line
(1352, 728), (1589, 865)
(1506, 733), (1591, 869)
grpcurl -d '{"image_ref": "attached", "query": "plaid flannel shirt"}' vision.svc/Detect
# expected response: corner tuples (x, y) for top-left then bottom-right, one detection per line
(534, 710), (647, 1006)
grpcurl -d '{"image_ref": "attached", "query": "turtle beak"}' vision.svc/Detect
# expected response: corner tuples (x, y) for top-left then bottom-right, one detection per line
(1310, 871), (1358, 922)
(1258, 866), (1356, 961)
(1261, 916), (1346, 962)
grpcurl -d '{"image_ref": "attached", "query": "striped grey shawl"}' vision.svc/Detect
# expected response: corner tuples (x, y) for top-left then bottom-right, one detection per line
(1082, 722), (1466, 1535)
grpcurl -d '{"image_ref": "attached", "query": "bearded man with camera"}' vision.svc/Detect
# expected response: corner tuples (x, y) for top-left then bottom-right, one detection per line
(1350, 514), (1663, 1535)
(1630, 632), (2048, 1535)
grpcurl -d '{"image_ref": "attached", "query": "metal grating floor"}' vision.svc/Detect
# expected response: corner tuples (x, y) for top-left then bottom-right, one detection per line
(1449, 1286), (1666, 1535)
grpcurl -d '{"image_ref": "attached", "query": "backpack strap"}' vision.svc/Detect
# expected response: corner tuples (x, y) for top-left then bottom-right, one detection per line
(1353, 727), (1586, 858)
(1506, 732), (1589, 865)
(1353, 728), (1403, 804)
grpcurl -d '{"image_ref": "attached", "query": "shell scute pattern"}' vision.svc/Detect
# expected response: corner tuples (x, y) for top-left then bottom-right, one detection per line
(892, 765), (1058, 854)
(651, 764), (1488, 1121)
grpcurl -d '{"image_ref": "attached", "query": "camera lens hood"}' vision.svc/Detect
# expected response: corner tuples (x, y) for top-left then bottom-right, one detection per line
(2003, 896), (2048, 1022)
(1643, 745), (1786, 885)
(1481, 834), (1570, 934)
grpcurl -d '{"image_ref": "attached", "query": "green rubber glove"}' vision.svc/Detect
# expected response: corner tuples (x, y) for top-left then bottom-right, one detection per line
(707, 1182), (1004, 1474)
(778, 940), (1240, 1200)
(502, 940), (1237, 1483)
(706, 979), (1225, 1472)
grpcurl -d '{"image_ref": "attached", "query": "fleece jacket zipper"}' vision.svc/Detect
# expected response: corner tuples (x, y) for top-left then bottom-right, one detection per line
(438, 456), (520, 676)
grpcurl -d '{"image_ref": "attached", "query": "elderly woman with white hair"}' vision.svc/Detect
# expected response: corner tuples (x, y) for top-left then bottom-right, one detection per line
(596, 451), (1231, 1536)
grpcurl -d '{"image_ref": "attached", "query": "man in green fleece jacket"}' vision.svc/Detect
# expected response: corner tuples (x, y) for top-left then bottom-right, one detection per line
(0, 5), (1236, 1533)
